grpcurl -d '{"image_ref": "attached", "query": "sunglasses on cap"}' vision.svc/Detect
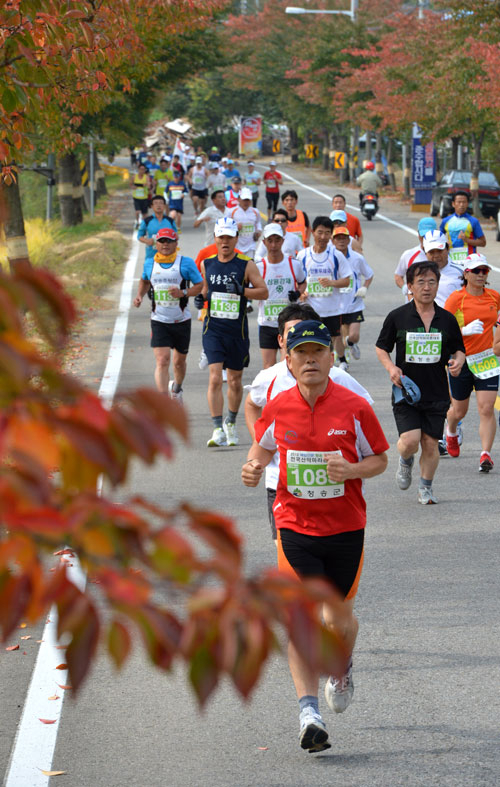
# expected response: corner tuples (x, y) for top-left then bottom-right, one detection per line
(469, 267), (489, 275)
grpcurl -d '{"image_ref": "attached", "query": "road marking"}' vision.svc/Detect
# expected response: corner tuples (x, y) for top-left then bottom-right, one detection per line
(258, 165), (500, 275)
(4, 231), (140, 787)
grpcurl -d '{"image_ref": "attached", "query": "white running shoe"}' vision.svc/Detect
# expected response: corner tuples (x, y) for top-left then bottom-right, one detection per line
(168, 381), (183, 403)
(349, 343), (361, 360)
(223, 418), (239, 446)
(207, 427), (227, 447)
(396, 456), (413, 490)
(339, 360), (349, 372)
(299, 707), (330, 752)
(198, 351), (209, 370)
(418, 486), (438, 505)
(324, 665), (354, 713)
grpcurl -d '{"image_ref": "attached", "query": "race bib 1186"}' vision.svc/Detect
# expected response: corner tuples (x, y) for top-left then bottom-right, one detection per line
(286, 450), (344, 500)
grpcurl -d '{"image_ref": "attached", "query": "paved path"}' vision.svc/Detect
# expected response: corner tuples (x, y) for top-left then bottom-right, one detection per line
(1, 164), (499, 786)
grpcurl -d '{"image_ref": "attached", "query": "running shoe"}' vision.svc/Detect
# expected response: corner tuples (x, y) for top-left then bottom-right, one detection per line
(396, 456), (413, 490)
(446, 434), (460, 458)
(349, 343), (361, 360)
(438, 439), (448, 457)
(479, 452), (494, 473)
(198, 351), (209, 370)
(418, 486), (438, 505)
(339, 361), (349, 372)
(223, 418), (239, 446)
(325, 664), (354, 713)
(168, 381), (183, 403)
(207, 427), (227, 447)
(299, 707), (330, 752)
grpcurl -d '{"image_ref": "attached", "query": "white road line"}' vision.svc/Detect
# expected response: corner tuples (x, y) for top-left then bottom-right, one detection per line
(261, 164), (500, 274)
(4, 231), (140, 787)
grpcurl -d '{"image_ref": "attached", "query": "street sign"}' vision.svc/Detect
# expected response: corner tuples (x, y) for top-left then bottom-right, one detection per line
(272, 139), (281, 154)
(411, 123), (436, 189)
(79, 159), (89, 186)
(305, 144), (319, 159)
(333, 151), (346, 169)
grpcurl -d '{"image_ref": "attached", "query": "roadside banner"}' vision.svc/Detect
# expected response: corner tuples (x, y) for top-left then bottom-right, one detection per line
(239, 116), (262, 157)
(411, 123), (436, 189)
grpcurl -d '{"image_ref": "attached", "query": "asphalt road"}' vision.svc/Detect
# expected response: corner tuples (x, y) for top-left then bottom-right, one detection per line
(1, 162), (499, 786)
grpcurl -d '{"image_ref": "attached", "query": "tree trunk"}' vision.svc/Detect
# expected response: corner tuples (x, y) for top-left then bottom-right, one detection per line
(58, 153), (76, 226)
(375, 132), (384, 183)
(72, 155), (84, 224)
(470, 130), (484, 218)
(0, 171), (31, 272)
(387, 136), (396, 190)
(403, 142), (411, 199)
(322, 128), (329, 171)
(94, 150), (107, 198)
(365, 130), (372, 166)
(289, 125), (299, 163)
(450, 136), (460, 170)
(349, 125), (359, 183)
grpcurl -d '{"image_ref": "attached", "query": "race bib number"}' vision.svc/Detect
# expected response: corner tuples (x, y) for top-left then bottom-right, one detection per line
(157, 178), (167, 190)
(241, 222), (254, 237)
(193, 175), (204, 187)
(307, 275), (333, 297)
(155, 287), (176, 305)
(449, 247), (468, 267)
(405, 332), (442, 363)
(466, 349), (500, 379)
(170, 189), (183, 200)
(339, 277), (354, 294)
(266, 179), (276, 189)
(210, 291), (240, 319)
(263, 301), (287, 322)
(286, 450), (344, 500)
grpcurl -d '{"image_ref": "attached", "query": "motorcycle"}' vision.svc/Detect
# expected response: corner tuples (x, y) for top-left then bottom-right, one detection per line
(361, 192), (378, 220)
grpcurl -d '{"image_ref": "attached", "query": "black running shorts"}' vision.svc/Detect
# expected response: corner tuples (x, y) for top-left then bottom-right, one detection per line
(392, 399), (449, 440)
(150, 319), (191, 353)
(259, 325), (280, 350)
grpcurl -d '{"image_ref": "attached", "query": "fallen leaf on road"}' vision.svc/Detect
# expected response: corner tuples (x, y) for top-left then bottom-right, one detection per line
(19, 623), (27, 628)
(57, 684), (72, 690)
(48, 695), (60, 700)
(258, 747), (268, 751)
(20, 635), (31, 640)
(39, 719), (57, 724)
(40, 770), (66, 776)
(55, 663), (67, 669)
(55, 645), (66, 650)
(5, 645), (19, 651)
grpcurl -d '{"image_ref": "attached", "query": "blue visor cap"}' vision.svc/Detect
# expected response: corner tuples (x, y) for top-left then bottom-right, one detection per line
(392, 375), (421, 405)
(286, 320), (332, 352)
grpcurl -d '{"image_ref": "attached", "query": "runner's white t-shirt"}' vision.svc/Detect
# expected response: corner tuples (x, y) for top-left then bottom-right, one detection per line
(338, 249), (374, 315)
(197, 205), (229, 244)
(230, 206), (262, 255)
(297, 246), (352, 317)
(247, 360), (373, 489)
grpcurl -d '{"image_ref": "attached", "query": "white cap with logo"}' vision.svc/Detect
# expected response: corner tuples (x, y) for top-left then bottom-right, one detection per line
(423, 229), (448, 252)
(240, 187), (253, 201)
(214, 217), (238, 237)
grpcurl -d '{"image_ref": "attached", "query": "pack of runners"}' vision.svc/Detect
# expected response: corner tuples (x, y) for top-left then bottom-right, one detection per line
(131, 152), (499, 754)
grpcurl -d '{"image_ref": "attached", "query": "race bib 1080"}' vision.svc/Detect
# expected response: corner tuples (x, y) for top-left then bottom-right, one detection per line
(307, 275), (333, 297)
(286, 450), (344, 500)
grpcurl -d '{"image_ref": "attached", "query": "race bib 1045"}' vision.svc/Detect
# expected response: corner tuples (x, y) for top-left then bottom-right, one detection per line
(210, 291), (240, 319)
(286, 450), (344, 500)
(405, 332), (442, 363)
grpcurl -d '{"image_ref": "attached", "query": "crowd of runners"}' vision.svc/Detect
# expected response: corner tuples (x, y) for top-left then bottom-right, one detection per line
(131, 150), (499, 753)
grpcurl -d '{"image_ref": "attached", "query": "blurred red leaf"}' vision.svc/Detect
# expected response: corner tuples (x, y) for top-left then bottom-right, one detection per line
(107, 619), (131, 669)
(39, 719), (56, 724)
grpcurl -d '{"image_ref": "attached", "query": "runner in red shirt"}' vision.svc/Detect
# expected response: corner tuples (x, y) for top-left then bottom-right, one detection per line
(263, 160), (283, 220)
(242, 320), (388, 753)
(331, 193), (363, 246)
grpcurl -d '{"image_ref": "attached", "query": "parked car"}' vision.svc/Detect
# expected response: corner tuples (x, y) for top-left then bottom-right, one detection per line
(430, 170), (500, 219)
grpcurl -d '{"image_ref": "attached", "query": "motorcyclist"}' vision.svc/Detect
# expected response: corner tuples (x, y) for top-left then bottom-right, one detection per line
(357, 162), (383, 205)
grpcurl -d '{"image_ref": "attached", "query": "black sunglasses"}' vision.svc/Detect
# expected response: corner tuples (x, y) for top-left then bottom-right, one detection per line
(273, 218), (287, 223)
(157, 238), (176, 244)
(470, 267), (489, 275)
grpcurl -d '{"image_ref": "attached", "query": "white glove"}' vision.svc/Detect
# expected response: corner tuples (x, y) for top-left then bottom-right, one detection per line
(402, 284), (408, 297)
(462, 319), (484, 336)
(356, 286), (367, 299)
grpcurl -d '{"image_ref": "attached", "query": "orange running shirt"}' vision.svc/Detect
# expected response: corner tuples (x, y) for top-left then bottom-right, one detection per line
(444, 286), (500, 355)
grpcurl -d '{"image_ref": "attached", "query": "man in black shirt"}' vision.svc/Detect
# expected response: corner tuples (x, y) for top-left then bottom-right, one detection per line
(375, 261), (465, 505)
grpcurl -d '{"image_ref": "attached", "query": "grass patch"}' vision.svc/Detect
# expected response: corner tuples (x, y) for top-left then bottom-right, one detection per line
(105, 172), (130, 193)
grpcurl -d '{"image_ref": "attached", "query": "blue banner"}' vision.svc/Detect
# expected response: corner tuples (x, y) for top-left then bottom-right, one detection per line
(411, 124), (436, 189)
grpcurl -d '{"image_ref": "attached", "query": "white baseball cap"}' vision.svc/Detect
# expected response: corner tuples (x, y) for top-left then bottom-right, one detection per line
(423, 229), (448, 252)
(464, 252), (490, 271)
(248, 160), (255, 166)
(214, 217), (238, 237)
(330, 210), (347, 223)
(240, 187), (253, 200)
(209, 161), (219, 169)
(270, 160), (277, 166)
(263, 223), (284, 239)
(195, 156), (202, 163)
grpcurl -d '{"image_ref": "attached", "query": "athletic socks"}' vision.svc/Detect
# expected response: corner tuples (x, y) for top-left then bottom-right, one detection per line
(171, 382), (182, 394)
(212, 416), (223, 429)
(419, 477), (432, 489)
(299, 695), (320, 715)
(338, 355), (347, 364)
(226, 409), (238, 424)
(400, 455), (414, 467)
